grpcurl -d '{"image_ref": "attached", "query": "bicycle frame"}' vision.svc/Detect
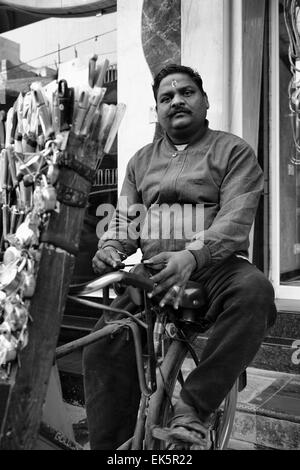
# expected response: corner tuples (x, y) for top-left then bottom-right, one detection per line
(56, 270), (162, 449)
(55, 269), (241, 451)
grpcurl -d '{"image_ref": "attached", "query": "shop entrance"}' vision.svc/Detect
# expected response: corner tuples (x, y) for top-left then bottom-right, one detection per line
(270, 0), (300, 300)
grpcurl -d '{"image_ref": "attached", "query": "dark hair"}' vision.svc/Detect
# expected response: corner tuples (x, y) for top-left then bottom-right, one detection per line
(152, 64), (205, 102)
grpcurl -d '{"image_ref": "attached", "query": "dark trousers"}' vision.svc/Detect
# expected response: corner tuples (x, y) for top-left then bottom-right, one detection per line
(82, 256), (277, 449)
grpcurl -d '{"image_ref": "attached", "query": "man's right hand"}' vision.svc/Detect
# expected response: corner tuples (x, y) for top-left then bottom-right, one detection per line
(92, 247), (126, 275)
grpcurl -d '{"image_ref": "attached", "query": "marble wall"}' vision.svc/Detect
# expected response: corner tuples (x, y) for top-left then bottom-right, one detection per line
(181, 0), (226, 131)
(117, 0), (182, 185)
(142, 0), (181, 140)
(117, 0), (182, 262)
(117, 0), (245, 173)
(142, 0), (181, 77)
(181, 0), (244, 136)
(117, 0), (156, 184)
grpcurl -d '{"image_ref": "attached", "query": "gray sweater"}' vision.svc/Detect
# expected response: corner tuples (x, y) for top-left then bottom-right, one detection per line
(99, 125), (263, 275)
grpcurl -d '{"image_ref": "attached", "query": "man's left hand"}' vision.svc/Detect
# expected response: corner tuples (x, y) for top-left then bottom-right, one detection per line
(144, 250), (196, 309)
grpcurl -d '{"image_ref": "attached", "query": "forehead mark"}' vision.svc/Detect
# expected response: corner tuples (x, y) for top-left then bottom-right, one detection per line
(171, 80), (177, 88)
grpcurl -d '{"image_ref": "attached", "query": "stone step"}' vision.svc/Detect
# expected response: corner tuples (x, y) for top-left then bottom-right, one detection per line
(251, 340), (300, 374)
(227, 439), (274, 450)
(269, 309), (300, 340)
(231, 368), (300, 450)
(193, 333), (300, 375)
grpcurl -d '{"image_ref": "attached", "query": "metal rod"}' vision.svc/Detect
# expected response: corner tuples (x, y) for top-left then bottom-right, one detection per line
(68, 296), (148, 329)
(117, 437), (133, 450)
(55, 323), (122, 359)
(144, 292), (157, 393)
(103, 285), (109, 305)
(131, 394), (148, 450)
(126, 321), (152, 397)
(89, 188), (117, 195)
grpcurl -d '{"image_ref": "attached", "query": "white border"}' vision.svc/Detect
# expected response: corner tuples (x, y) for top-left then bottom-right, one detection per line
(270, 0), (300, 300)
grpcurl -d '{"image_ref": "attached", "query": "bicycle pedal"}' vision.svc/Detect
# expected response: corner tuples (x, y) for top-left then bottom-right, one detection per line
(152, 426), (190, 450)
(152, 425), (206, 447)
(152, 426), (171, 441)
(169, 426), (208, 446)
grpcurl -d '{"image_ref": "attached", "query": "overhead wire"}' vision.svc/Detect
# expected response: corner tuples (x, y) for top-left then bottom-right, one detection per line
(0, 27), (117, 77)
(5, 48), (117, 75)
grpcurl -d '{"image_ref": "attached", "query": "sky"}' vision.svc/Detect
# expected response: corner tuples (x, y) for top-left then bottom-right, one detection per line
(1, 12), (117, 70)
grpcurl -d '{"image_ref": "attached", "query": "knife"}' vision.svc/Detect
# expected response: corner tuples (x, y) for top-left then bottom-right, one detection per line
(94, 59), (110, 88)
(73, 88), (90, 135)
(0, 110), (6, 150)
(89, 54), (98, 88)
(31, 82), (54, 140)
(80, 87), (106, 136)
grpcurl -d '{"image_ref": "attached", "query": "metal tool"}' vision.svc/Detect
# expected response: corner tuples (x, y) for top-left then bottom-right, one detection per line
(31, 82), (54, 140)
(7, 148), (18, 189)
(52, 88), (60, 134)
(94, 58), (110, 88)
(89, 54), (98, 87)
(5, 107), (14, 148)
(98, 104), (117, 148)
(57, 79), (74, 132)
(0, 110), (6, 150)
(80, 87), (106, 136)
(72, 88), (90, 135)
(14, 93), (24, 153)
(104, 103), (126, 154)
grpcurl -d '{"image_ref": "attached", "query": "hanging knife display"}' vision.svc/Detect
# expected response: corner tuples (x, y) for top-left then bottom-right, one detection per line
(0, 56), (126, 372)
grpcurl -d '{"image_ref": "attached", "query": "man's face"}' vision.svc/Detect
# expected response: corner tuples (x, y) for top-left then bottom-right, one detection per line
(156, 73), (209, 142)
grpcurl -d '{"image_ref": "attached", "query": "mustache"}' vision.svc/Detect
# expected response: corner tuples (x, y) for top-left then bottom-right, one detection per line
(168, 107), (191, 117)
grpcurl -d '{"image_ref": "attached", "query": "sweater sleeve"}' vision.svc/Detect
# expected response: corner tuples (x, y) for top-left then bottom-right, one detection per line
(186, 142), (264, 270)
(98, 156), (142, 257)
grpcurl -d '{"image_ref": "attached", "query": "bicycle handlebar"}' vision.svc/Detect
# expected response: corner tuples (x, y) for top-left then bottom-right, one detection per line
(69, 270), (154, 296)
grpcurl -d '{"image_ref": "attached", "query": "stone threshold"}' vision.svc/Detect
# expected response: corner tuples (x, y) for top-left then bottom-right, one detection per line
(232, 367), (300, 450)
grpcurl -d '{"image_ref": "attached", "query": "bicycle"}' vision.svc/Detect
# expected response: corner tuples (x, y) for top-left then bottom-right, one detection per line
(55, 264), (246, 450)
